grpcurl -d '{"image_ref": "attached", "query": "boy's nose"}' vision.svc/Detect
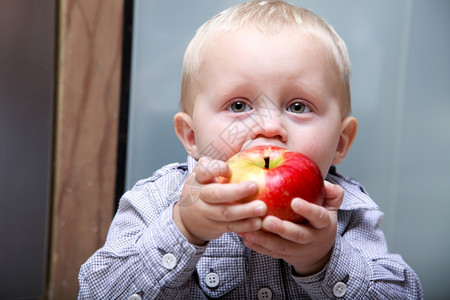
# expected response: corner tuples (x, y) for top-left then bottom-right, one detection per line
(249, 108), (287, 143)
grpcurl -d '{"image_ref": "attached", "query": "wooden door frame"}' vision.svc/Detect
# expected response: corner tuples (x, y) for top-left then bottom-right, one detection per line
(49, 0), (125, 298)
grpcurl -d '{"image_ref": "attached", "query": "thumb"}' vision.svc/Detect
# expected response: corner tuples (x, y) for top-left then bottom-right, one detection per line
(195, 157), (230, 184)
(322, 181), (344, 211)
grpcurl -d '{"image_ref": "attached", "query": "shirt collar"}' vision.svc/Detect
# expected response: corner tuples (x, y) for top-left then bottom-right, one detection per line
(326, 166), (379, 211)
(187, 155), (197, 174)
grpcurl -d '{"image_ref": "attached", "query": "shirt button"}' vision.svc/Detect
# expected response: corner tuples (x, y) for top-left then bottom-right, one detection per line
(258, 287), (272, 300)
(127, 294), (142, 300)
(162, 253), (177, 269)
(205, 272), (220, 288)
(333, 281), (347, 297)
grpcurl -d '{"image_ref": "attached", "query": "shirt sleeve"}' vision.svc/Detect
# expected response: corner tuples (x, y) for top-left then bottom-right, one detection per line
(78, 168), (207, 299)
(292, 208), (424, 299)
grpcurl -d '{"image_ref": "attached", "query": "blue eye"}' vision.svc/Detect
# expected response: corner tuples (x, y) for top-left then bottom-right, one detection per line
(287, 101), (311, 114)
(228, 101), (252, 113)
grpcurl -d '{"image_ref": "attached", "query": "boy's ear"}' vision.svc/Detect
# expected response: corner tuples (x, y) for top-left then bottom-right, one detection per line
(174, 112), (199, 159)
(332, 116), (358, 165)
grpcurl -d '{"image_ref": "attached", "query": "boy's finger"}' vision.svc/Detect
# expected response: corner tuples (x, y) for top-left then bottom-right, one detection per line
(207, 200), (266, 222)
(226, 217), (263, 233)
(195, 157), (231, 183)
(261, 215), (315, 244)
(201, 180), (258, 204)
(291, 198), (330, 229)
(322, 181), (344, 211)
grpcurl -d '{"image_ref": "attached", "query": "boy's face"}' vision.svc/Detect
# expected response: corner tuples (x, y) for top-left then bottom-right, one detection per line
(175, 26), (357, 177)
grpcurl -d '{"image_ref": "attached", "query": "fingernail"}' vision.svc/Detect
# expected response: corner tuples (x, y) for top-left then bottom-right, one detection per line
(255, 205), (266, 216)
(253, 218), (262, 230)
(292, 198), (304, 210)
(264, 218), (275, 231)
(248, 182), (258, 193)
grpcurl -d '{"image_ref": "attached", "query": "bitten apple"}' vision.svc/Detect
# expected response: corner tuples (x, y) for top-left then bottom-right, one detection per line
(223, 145), (324, 224)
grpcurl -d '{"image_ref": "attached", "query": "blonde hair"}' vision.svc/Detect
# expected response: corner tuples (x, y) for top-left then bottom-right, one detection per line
(180, 0), (352, 115)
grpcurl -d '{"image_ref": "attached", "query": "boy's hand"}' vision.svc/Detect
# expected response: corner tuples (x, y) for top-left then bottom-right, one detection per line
(173, 157), (267, 245)
(240, 181), (344, 276)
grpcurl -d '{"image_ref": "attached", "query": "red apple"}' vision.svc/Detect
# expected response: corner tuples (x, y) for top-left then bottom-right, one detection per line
(223, 145), (324, 224)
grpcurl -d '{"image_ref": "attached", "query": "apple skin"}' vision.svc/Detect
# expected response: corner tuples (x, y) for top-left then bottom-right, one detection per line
(223, 145), (324, 224)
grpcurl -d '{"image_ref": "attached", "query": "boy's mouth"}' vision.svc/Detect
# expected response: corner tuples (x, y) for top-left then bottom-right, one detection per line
(241, 139), (287, 152)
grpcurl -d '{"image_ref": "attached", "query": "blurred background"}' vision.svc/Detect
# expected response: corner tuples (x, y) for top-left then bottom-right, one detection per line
(126, 1), (450, 299)
(1, 0), (448, 299)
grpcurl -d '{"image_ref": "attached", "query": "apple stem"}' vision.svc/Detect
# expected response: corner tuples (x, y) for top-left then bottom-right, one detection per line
(264, 156), (270, 169)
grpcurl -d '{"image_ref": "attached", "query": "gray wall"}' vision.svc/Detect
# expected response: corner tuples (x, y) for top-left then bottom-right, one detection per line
(125, 1), (450, 298)
(0, 0), (55, 298)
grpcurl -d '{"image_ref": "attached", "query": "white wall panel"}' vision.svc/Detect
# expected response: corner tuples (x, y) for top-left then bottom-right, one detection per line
(126, 1), (450, 298)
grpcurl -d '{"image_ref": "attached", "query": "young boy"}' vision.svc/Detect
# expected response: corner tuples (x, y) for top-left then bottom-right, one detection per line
(79, 1), (423, 299)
